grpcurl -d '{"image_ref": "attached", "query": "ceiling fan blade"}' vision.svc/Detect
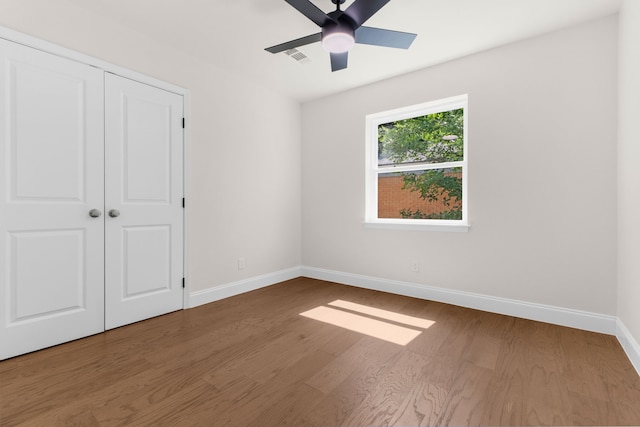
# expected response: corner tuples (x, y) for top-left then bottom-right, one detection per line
(265, 33), (322, 54)
(344, 0), (391, 27)
(285, 0), (335, 27)
(355, 26), (417, 49)
(330, 52), (348, 72)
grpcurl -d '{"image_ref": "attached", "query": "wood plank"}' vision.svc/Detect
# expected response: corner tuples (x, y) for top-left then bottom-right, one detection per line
(341, 350), (437, 426)
(389, 380), (448, 426)
(306, 336), (401, 394)
(436, 361), (494, 426)
(1, 277), (639, 426)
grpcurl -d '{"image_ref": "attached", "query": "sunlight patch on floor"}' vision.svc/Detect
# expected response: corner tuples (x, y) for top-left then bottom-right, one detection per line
(328, 299), (436, 329)
(300, 301), (435, 346)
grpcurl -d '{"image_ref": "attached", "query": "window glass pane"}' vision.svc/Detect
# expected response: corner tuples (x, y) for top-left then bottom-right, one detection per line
(378, 108), (464, 166)
(378, 168), (463, 220)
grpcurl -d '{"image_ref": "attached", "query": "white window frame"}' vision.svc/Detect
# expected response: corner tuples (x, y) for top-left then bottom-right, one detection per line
(364, 95), (469, 232)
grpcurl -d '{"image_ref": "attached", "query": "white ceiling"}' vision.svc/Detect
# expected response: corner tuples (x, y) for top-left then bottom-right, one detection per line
(71, 0), (621, 102)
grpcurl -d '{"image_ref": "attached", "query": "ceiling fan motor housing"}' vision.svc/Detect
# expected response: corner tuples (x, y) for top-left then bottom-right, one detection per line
(321, 14), (356, 53)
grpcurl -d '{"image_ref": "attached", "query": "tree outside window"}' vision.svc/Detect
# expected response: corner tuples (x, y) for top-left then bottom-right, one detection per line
(366, 95), (468, 229)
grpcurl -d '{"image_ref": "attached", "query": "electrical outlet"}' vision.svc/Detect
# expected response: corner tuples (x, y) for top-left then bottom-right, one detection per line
(238, 257), (245, 270)
(411, 262), (420, 272)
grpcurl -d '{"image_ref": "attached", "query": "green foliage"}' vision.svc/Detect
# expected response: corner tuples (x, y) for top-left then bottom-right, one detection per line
(378, 109), (464, 165)
(402, 169), (462, 205)
(399, 208), (463, 220)
(379, 108), (464, 219)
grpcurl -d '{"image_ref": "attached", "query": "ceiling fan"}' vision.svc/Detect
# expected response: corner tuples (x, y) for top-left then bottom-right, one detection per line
(265, 0), (417, 72)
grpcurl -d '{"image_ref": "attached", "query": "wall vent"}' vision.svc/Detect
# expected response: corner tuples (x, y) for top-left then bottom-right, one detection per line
(285, 48), (311, 64)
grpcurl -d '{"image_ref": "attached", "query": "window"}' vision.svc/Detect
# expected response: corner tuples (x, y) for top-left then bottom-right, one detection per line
(365, 95), (468, 231)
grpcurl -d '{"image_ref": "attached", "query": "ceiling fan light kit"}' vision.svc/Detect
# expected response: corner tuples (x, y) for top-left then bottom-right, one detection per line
(322, 29), (355, 53)
(265, 0), (417, 71)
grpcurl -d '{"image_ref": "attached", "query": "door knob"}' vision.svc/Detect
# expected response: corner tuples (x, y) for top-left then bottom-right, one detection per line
(108, 209), (120, 218)
(89, 209), (102, 218)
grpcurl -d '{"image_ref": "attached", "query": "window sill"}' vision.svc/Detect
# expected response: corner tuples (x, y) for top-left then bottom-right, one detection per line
(363, 220), (470, 232)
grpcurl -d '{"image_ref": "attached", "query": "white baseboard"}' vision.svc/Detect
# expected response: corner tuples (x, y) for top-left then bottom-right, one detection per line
(617, 319), (640, 376)
(188, 267), (302, 308)
(186, 265), (638, 375)
(300, 266), (618, 335)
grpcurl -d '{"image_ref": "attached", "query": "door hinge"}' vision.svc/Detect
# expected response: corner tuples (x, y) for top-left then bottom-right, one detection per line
(182, 197), (185, 208)
(182, 118), (185, 129)
(182, 277), (185, 288)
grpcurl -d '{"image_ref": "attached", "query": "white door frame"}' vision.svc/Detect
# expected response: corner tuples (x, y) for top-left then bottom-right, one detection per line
(0, 25), (191, 308)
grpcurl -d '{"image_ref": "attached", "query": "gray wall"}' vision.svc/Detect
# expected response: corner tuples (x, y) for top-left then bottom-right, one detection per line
(618, 0), (640, 350)
(0, 0), (303, 292)
(302, 16), (618, 315)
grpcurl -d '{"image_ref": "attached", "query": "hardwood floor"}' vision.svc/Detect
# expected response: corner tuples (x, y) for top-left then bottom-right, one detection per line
(1, 277), (639, 426)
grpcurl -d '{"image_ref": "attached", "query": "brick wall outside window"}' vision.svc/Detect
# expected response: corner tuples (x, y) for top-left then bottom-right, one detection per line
(377, 174), (461, 219)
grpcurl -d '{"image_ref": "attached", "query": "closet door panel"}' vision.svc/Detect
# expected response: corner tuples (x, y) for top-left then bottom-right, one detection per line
(104, 73), (183, 330)
(0, 39), (105, 360)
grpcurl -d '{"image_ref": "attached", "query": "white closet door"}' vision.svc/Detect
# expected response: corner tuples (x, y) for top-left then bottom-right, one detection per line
(104, 73), (184, 330)
(0, 39), (105, 360)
